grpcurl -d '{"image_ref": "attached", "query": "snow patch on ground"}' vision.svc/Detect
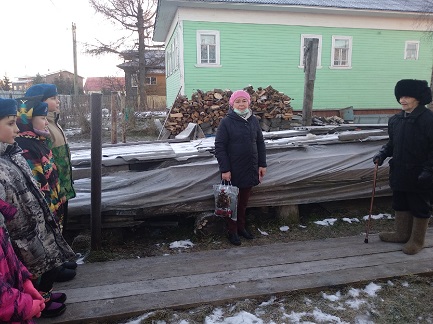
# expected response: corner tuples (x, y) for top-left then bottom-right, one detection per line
(169, 240), (194, 249)
(123, 281), (388, 324)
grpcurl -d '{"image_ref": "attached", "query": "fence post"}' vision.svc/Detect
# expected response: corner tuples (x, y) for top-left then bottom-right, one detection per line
(90, 93), (102, 250)
(302, 38), (319, 126)
(111, 91), (117, 144)
(120, 92), (126, 143)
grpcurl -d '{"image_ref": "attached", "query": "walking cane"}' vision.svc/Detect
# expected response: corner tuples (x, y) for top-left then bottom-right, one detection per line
(364, 162), (379, 243)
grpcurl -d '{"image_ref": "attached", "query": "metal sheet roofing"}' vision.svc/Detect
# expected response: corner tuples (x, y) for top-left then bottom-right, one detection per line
(188, 0), (433, 12)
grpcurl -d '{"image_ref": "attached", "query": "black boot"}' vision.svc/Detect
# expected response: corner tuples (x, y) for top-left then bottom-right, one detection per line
(54, 266), (76, 282)
(41, 300), (66, 318)
(238, 228), (254, 239)
(228, 233), (241, 246)
(62, 261), (78, 269)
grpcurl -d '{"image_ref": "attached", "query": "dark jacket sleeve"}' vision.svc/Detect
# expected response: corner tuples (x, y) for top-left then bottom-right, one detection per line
(378, 116), (395, 158)
(214, 118), (231, 173)
(256, 119), (267, 168)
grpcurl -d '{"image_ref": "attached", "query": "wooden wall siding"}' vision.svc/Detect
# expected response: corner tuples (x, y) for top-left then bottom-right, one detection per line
(145, 74), (166, 96)
(177, 20), (433, 110)
(166, 25), (183, 107)
(166, 69), (182, 108)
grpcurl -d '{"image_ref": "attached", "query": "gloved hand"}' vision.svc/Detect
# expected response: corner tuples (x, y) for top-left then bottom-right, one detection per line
(25, 299), (45, 320)
(418, 170), (433, 187)
(372, 153), (385, 166)
(23, 280), (44, 301)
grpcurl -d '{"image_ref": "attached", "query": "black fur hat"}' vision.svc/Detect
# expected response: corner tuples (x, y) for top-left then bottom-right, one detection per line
(394, 79), (432, 105)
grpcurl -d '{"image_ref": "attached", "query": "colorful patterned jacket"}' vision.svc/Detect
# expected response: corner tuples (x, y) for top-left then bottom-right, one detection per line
(15, 130), (65, 222)
(0, 204), (34, 324)
(0, 141), (75, 277)
(46, 112), (76, 201)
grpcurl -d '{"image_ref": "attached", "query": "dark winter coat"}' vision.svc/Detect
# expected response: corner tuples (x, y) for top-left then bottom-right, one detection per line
(214, 110), (267, 189)
(0, 142), (75, 278)
(378, 105), (433, 192)
(0, 210), (34, 324)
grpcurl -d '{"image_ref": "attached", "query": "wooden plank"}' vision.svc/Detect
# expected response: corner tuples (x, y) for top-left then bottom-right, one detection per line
(38, 231), (433, 323)
(56, 247), (433, 304)
(56, 232), (433, 287)
(39, 254), (433, 324)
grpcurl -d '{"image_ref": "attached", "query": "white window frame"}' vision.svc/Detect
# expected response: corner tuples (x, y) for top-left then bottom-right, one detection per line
(404, 41), (419, 60)
(174, 34), (179, 70)
(299, 34), (322, 68)
(166, 50), (171, 77)
(166, 33), (179, 77)
(330, 35), (353, 69)
(196, 30), (221, 67)
(146, 77), (157, 85)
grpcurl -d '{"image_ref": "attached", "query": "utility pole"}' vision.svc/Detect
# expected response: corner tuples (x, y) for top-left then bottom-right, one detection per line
(72, 22), (79, 108)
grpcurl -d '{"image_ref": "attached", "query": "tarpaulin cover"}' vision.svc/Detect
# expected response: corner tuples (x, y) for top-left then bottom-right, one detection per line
(68, 139), (391, 217)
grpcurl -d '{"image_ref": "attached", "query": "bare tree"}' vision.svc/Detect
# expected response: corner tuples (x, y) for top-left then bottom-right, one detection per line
(87, 0), (157, 110)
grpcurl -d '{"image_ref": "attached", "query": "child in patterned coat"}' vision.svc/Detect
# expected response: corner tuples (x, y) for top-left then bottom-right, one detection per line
(15, 97), (65, 223)
(0, 98), (45, 321)
(0, 98), (75, 318)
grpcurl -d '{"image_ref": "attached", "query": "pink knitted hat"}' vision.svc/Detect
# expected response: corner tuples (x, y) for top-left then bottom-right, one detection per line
(229, 90), (251, 106)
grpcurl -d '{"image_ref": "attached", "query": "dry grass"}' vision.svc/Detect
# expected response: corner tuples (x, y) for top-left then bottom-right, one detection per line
(80, 196), (396, 262)
(103, 275), (433, 324)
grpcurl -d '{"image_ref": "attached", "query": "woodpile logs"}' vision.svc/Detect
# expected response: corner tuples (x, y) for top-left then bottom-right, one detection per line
(164, 86), (293, 136)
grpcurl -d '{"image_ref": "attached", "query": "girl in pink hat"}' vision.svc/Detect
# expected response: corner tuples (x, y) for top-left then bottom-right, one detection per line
(214, 90), (267, 245)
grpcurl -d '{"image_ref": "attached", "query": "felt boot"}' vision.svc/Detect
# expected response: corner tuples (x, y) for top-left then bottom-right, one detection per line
(402, 217), (430, 255)
(379, 211), (413, 243)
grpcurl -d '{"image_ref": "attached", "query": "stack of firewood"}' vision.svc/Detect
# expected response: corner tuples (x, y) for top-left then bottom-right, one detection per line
(164, 86), (293, 136)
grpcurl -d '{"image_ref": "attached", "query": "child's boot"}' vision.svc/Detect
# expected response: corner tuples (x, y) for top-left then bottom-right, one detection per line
(40, 290), (67, 318)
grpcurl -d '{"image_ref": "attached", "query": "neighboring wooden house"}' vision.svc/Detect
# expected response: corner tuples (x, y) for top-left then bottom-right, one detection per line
(11, 76), (33, 91)
(43, 70), (84, 93)
(84, 77), (125, 94)
(13, 70), (84, 93)
(153, 0), (433, 112)
(117, 50), (166, 105)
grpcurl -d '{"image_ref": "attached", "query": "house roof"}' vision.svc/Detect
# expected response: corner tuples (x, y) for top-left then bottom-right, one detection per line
(42, 70), (84, 79)
(189, 0), (431, 12)
(83, 77), (125, 92)
(117, 50), (165, 72)
(154, 0), (433, 41)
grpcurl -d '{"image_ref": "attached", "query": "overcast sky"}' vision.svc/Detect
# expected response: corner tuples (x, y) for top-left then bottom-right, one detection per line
(1, 0), (130, 80)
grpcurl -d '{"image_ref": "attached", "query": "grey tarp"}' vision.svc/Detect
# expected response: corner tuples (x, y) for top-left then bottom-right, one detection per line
(68, 139), (391, 218)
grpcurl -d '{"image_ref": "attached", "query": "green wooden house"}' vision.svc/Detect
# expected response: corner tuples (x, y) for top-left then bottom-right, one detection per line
(153, 0), (433, 112)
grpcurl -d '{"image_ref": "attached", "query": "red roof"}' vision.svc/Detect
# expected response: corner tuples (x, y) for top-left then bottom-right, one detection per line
(84, 77), (125, 93)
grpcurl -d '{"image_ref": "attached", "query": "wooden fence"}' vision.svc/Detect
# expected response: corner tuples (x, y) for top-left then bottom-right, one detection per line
(57, 94), (166, 129)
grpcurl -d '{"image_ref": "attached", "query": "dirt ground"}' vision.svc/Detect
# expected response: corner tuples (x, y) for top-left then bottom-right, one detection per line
(67, 196), (396, 262)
